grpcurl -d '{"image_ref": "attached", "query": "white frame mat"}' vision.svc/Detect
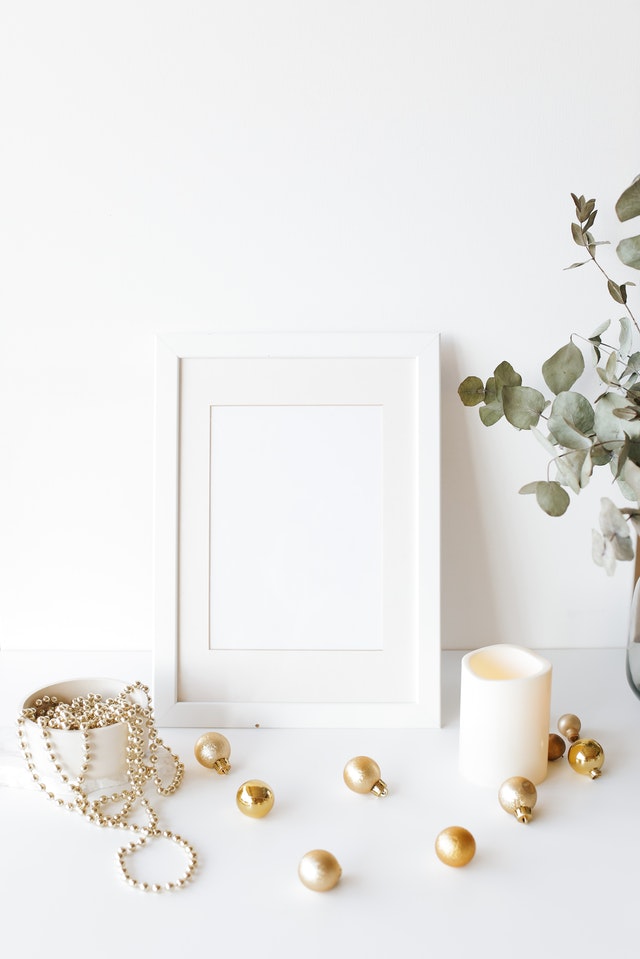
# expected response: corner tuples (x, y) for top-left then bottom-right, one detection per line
(153, 331), (440, 727)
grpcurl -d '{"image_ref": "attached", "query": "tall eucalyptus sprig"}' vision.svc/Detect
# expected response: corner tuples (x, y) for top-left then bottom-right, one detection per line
(459, 176), (640, 574)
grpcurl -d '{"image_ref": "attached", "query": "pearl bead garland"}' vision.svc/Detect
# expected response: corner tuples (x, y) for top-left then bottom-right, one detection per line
(16, 681), (197, 893)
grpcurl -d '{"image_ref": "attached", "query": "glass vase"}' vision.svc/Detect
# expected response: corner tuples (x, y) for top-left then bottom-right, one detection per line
(626, 577), (640, 699)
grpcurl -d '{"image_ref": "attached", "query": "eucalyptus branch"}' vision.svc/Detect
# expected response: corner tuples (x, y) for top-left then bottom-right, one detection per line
(459, 179), (640, 573)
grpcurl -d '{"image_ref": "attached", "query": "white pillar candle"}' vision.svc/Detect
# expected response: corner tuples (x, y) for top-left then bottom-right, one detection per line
(459, 644), (552, 788)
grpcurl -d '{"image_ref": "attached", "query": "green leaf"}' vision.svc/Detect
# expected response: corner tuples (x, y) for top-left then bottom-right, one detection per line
(478, 402), (503, 427)
(535, 481), (570, 516)
(493, 361), (522, 394)
(571, 222), (585, 246)
(563, 260), (590, 270)
(484, 376), (498, 404)
(592, 528), (615, 574)
(548, 391), (594, 449)
(620, 315), (633, 356)
(542, 341), (585, 394)
(615, 176), (640, 223)
(594, 392), (640, 448)
(608, 279), (626, 304)
(599, 497), (634, 560)
(458, 376), (485, 407)
(502, 385), (546, 429)
(519, 482), (539, 495)
(617, 235), (640, 270)
(590, 319), (611, 338)
(621, 459), (640, 503)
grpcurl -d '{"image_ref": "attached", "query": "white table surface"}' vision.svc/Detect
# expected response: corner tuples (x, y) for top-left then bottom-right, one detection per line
(1, 648), (638, 959)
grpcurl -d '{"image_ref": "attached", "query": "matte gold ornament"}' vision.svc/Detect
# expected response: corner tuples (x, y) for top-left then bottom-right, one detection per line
(298, 849), (342, 891)
(548, 733), (566, 761)
(558, 713), (582, 742)
(498, 776), (538, 823)
(434, 826), (476, 867)
(194, 731), (231, 774)
(343, 756), (388, 796)
(568, 738), (604, 779)
(236, 779), (275, 817)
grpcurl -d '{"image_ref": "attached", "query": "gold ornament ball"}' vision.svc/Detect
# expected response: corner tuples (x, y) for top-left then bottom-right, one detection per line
(498, 776), (538, 823)
(236, 779), (275, 818)
(548, 733), (566, 761)
(343, 755), (388, 796)
(558, 713), (582, 742)
(298, 850), (342, 892)
(568, 738), (605, 779)
(434, 826), (476, 867)
(194, 731), (231, 774)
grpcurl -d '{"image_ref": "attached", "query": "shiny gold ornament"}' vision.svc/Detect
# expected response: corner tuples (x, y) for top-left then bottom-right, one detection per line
(194, 731), (231, 774)
(236, 779), (275, 817)
(343, 755), (388, 796)
(498, 776), (538, 823)
(434, 826), (476, 867)
(567, 738), (604, 779)
(548, 733), (566, 761)
(558, 713), (581, 742)
(298, 849), (342, 891)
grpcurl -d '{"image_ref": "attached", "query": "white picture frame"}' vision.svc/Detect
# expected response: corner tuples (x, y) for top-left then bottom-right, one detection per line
(153, 331), (440, 727)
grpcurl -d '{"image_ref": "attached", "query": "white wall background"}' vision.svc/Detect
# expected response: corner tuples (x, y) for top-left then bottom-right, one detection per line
(1, 1), (639, 655)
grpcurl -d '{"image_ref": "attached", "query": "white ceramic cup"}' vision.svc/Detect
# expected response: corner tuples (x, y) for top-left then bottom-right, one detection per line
(21, 678), (131, 790)
(458, 644), (552, 788)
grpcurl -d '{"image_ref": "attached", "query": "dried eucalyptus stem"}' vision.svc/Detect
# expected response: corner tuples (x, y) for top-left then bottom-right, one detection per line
(458, 177), (640, 573)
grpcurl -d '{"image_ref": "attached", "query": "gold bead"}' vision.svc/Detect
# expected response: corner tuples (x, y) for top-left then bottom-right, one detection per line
(298, 850), (342, 891)
(194, 731), (231, 774)
(236, 779), (275, 818)
(434, 826), (476, 867)
(558, 713), (581, 743)
(567, 738), (604, 779)
(498, 776), (538, 823)
(548, 733), (566, 761)
(343, 756), (388, 796)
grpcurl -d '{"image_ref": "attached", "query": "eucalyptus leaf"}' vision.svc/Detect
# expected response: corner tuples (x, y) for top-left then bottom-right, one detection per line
(615, 177), (640, 223)
(519, 482), (540, 495)
(594, 393), (640, 448)
(620, 316), (632, 356)
(608, 279), (626, 304)
(479, 402), (503, 427)
(624, 511), (640, 538)
(458, 376), (485, 407)
(547, 391), (594, 449)
(580, 449), (593, 487)
(493, 361), (522, 394)
(484, 376), (498, 404)
(564, 260), (590, 270)
(621, 459), (640, 503)
(592, 529), (616, 575)
(564, 449), (592, 493)
(617, 235), (640, 270)
(571, 222), (585, 246)
(542, 341), (585, 394)
(605, 349), (619, 383)
(599, 497), (634, 560)
(590, 319), (611, 338)
(502, 385), (546, 429)
(535, 481), (570, 516)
